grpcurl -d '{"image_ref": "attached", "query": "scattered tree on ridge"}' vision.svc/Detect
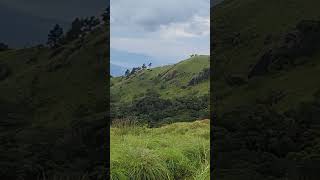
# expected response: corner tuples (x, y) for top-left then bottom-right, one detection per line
(47, 24), (64, 48)
(65, 18), (83, 41)
(125, 69), (130, 77)
(102, 7), (109, 24)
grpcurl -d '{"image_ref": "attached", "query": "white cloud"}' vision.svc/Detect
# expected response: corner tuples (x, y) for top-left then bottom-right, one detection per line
(157, 15), (210, 39)
(111, 0), (209, 31)
(111, 0), (210, 64)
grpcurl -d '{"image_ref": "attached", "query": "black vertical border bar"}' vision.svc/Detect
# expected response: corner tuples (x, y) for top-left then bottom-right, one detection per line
(210, 2), (215, 178)
(106, 2), (111, 178)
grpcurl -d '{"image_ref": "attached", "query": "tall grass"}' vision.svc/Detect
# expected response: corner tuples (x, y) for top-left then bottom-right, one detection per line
(110, 119), (210, 180)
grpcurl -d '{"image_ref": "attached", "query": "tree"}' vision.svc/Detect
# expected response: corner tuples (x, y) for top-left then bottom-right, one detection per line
(47, 24), (64, 48)
(142, 63), (147, 69)
(88, 16), (101, 29)
(65, 18), (83, 41)
(82, 16), (100, 33)
(130, 67), (138, 75)
(102, 7), (109, 24)
(125, 69), (130, 77)
(148, 63), (152, 69)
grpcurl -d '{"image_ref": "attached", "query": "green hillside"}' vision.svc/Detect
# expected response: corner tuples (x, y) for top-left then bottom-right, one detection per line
(0, 19), (108, 179)
(0, 26), (107, 128)
(110, 55), (210, 126)
(213, 0), (320, 112)
(111, 55), (210, 103)
(213, 0), (320, 179)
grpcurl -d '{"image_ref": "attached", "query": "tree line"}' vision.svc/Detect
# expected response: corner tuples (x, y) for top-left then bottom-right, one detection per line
(47, 8), (109, 48)
(124, 63), (152, 77)
(111, 90), (209, 127)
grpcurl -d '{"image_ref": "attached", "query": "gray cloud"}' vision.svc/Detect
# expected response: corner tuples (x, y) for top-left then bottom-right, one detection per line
(0, 1), (108, 47)
(0, 0), (108, 21)
(111, 0), (209, 32)
(111, 0), (210, 64)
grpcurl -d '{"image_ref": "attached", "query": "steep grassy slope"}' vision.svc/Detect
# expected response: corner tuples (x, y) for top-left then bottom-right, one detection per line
(213, 0), (320, 179)
(0, 23), (108, 179)
(213, 0), (320, 113)
(0, 25), (108, 128)
(110, 119), (210, 180)
(111, 55), (210, 103)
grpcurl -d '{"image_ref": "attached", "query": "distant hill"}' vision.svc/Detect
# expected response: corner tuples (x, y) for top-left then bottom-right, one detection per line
(111, 55), (210, 103)
(110, 55), (210, 126)
(111, 48), (155, 68)
(111, 63), (127, 77)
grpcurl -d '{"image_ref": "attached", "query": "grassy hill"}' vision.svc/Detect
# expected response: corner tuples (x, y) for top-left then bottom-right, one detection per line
(0, 21), (108, 179)
(110, 56), (210, 179)
(213, 0), (320, 113)
(213, 0), (320, 179)
(110, 55), (210, 126)
(111, 55), (210, 103)
(111, 119), (210, 180)
(0, 25), (108, 128)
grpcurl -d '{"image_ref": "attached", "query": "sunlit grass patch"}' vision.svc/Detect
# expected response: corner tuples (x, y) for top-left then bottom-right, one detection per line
(110, 120), (210, 180)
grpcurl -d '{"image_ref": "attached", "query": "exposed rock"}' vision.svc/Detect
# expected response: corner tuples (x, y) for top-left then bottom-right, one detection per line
(164, 70), (178, 81)
(249, 20), (320, 78)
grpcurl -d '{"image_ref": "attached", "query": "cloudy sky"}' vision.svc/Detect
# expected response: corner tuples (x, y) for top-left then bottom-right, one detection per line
(111, 0), (210, 67)
(0, 0), (107, 47)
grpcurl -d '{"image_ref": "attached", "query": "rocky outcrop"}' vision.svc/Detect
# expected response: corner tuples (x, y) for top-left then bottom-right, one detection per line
(249, 20), (320, 78)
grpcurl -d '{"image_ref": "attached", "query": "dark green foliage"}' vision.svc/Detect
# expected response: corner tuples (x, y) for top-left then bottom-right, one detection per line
(214, 94), (320, 179)
(112, 91), (209, 127)
(125, 69), (130, 77)
(130, 67), (142, 76)
(0, 102), (107, 179)
(101, 8), (109, 24)
(47, 24), (64, 48)
(65, 16), (101, 43)
(82, 16), (101, 33)
(65, 18), (83, 42)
